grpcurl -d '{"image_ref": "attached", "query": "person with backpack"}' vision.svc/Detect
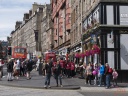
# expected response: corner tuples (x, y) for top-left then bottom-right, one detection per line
(105, 63), (112, 89)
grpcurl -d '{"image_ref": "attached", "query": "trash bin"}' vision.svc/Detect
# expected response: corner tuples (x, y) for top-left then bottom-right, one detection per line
(38, 63), (42, 75)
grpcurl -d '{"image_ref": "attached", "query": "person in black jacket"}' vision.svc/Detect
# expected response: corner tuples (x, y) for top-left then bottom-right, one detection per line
(53, 60), (63, 87)
(7, 59), (14, 81)
(44, 59), (52, 88)
(26, 59), (32, 80)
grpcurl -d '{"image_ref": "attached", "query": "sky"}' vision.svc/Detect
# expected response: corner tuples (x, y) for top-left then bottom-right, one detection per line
(0, 0), (50, 41)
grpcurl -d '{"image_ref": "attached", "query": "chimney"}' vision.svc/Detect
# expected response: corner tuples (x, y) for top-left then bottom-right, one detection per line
(29, 10), (32, 18)
(23, 13), (29, 23)
(32, 2), (39, 15)
(32, 2), (44, 15)
(15, 21), (22, 29)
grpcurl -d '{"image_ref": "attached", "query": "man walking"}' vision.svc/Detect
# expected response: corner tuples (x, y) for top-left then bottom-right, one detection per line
(44, 59), (52, 88)
(53, 60), (63, 87)
(98, 63), (105, 86)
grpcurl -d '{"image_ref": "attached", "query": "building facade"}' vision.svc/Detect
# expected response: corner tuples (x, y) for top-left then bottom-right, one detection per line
(82, 0), (128, 82)
(41, 4), (53, 53)
(70, 0), (83, 55)
(52, 0), (71, 56)
(11, 3), (44, 58)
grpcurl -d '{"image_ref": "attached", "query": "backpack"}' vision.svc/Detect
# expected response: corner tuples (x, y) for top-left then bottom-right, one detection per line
(108, 67), (113, 73)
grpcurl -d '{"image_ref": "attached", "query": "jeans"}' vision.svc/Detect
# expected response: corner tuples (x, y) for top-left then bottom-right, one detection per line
(99, 74), (105, 86)
(7, 72), (12, 80)
(94, 74), (98, 85)
(45, 73), (51, 86)
(106, 74), (111, 88)
(54, 74), (62, 85)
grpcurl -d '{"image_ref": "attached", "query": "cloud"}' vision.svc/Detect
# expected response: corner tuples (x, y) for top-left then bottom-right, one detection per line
(0, 0), (50, 41)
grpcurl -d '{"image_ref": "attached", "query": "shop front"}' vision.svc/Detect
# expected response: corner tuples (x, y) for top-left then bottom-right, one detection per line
(70, 43), (82, 64)
(82, 2), (128, 82)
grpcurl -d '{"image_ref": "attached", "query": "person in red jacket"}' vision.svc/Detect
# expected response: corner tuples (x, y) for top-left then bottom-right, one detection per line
(66, 59), (71, 78)
(70, 60), (75, 78)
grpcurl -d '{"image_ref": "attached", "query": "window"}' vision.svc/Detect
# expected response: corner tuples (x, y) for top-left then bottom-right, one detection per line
(56, 29), (57, 35)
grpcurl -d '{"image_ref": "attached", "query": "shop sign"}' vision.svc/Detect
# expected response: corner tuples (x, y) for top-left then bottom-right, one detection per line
(90, 34), (97, 44)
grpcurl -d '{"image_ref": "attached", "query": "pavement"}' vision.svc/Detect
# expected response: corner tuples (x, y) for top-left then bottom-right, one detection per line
(0, 67), (128, 91)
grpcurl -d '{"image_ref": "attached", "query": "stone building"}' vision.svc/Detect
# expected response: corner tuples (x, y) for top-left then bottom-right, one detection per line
(51, 0), (71, 56)
(41, 4), (53, 53)
(11, 3), (44, 58)
(70, 0), (83, 54)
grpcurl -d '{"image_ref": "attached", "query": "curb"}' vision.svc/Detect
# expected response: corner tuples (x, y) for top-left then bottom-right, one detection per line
(0, 83), (80, 90)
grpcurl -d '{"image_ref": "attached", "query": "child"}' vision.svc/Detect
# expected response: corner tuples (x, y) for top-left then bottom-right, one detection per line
(112, 69), (118, 87)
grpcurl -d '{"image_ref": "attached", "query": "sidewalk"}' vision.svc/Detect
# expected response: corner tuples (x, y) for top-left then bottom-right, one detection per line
(0, 70), (80, 90)
(0, 69), (128, 91)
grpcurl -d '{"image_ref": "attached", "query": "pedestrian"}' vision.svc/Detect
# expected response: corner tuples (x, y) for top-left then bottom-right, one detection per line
(42, 60), (46, 77)
(70, 60), (75, 78)
(7, 59), (13, 81)
(59, 58), (65, 76)
(85, 63), (92, 85)
(20, 59), (25, 76)
(93, 63), (99, 85)
(66, 60), (71, 78)
(112, 68), (118, 87)
(26, 59), (32, 80)
(13, 59), (20, 80)
(53, 60), (63, 87)
(0, 59), (4, 79)
(79, 60), (84, 79)
(105, 63), (112, 89)
(98, 63), (105, 86)
(44, 59), (52, 88)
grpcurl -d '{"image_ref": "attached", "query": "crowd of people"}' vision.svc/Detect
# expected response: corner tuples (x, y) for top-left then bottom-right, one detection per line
(84, 62), (118, 89)
(42, 58), (76, 88)
(41, 57), (118, 89)
(0, 57), (119, 89)
(6, 58), (33, 81)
